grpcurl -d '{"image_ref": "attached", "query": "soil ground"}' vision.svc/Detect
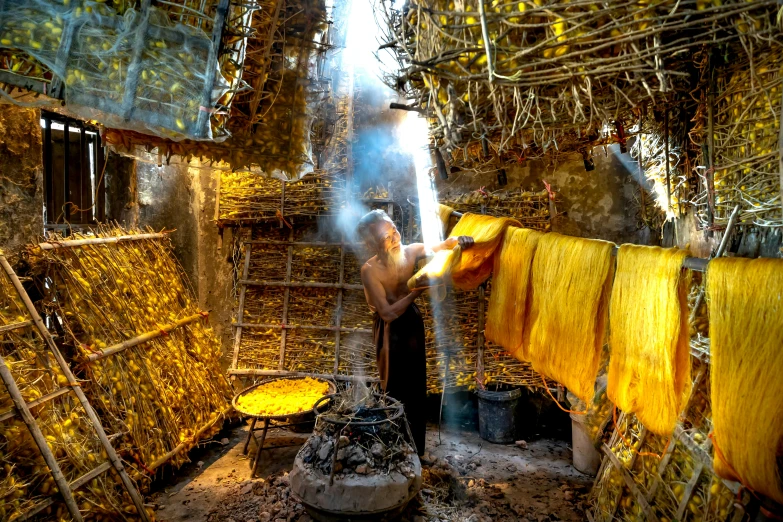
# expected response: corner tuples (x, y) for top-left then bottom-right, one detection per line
(151, 420), (593, 522)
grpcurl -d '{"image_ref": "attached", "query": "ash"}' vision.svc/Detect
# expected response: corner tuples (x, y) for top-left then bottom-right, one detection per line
(297, 389), (418, 478)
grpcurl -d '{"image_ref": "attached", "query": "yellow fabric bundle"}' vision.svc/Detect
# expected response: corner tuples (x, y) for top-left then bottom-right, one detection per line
(607, 245), (691, 435)
(438, 203), (455, 236)
(408, 213), (521, 291)
(526, 233), (615, 403)
(485, 227), (543, 359)
(707, 257), (783, 504)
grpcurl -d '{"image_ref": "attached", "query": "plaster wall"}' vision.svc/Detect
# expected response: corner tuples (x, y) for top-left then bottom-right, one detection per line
(0, 106), (43, 264)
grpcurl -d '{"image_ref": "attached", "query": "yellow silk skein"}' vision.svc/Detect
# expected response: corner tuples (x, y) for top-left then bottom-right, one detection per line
(408, 213), (520, 291)
(607, 245), (691, 435)
(526, 233), (615, 404)
(485, 227), (543, 361)
(707, 257), (783, 504)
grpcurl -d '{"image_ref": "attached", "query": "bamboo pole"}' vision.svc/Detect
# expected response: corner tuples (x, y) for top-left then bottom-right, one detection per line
(38, 233), (167, 250)
(86, 312), (208, 362)
(235, 323), (371, 334)
(279, 229), (294, 370)
(0, 255), (151, 522)
(664, 108), (672, 214)
(231, 243), (253, 372)
(333, 241), (346, 374)
(239, 279), (365, 291)
(146, 405), (234, 472)
(8, 461), (111, 522)
(227, 369), (379, 383)
(0, 356), (84, 522)
(0, 320), (33, 333)
(0, 386), (71, 423)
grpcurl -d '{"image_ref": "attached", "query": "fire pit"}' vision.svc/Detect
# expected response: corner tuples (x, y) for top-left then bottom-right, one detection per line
(289, 388), (422, 522)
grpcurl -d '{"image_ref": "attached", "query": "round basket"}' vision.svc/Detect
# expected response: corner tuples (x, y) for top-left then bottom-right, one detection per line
(232, 376), (336, 422)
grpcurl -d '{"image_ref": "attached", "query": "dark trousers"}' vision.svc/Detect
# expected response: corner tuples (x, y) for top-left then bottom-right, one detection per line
(374, 304), (427, 455)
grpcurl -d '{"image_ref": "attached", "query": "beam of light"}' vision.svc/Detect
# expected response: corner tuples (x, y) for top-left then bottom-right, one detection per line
(397, 111), (443, 244)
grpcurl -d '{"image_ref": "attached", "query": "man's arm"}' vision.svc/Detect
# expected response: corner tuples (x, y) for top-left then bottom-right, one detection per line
(361, 265), (423, 323)
(410, 236), (475, 262)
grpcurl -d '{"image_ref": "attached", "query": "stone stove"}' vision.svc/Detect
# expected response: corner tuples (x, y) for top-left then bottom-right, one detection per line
(289, 390), (422, 521)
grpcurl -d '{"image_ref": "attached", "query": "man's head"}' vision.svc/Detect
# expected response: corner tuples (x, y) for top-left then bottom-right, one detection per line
(357, 209), (403, 267)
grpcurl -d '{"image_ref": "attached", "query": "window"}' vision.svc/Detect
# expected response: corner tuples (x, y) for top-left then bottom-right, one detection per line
(41, 112), (105, 226)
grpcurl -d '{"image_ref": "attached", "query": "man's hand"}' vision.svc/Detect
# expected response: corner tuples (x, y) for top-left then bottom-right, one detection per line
(443, 236), (474, 250)
(457, 236), (474, 249)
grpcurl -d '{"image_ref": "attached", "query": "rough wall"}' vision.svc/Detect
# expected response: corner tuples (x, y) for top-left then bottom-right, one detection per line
(0, 106), (43, 263)
(436, 144), (650, 245)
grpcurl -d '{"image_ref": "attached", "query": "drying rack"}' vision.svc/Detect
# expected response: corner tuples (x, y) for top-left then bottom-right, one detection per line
(0, 253), (150, 522)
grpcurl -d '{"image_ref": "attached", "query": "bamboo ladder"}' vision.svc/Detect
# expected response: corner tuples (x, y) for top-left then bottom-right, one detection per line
(0, 254), (150, 522)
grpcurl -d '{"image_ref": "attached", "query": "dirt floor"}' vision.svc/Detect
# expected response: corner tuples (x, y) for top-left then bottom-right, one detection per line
(151, 420), (593, 522)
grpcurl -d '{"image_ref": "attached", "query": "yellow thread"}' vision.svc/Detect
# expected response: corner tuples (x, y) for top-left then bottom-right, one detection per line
(408, 213), (520, 291)
(607, 245), (691, 435)
(707, 257), (783, 504)
(485, 227), (543, 361)
(526, 233), (614, 404)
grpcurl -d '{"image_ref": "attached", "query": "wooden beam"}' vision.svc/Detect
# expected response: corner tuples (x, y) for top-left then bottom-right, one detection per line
(86, 313), (208, 362)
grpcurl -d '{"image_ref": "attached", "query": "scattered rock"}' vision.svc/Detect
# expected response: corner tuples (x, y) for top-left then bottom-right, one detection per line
(355, 464), (369, 474)
(515, 440), (528, 449)
(338, 435), (350, 448)
(240, 483), (253, 495)
(317, 440), (333, 461)
(370, 442), (385, 459)
(220, 438), (230, 445)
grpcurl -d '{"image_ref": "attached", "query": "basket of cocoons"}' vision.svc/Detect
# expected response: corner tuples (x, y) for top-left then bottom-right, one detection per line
(525, 233), (615, 404)
(707, 257), (783, 504)
(233, 377), (336, 421)
(407, 213), (521, 296)
(485, 227), (543, 360)
(607, 245), (692, 436)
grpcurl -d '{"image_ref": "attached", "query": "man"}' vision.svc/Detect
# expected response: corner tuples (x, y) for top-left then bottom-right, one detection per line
(357, 209), (473, 455)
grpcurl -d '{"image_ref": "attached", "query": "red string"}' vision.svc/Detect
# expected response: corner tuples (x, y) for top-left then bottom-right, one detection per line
(540, 375), (587, 415)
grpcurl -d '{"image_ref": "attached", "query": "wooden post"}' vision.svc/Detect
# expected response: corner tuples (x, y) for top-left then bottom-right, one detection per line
(664, 108), (672, 215)
(333, 241), (345, 374)
(0, 356), (84, 522)
(279, 229), (294, 369)
(231, 243), (253, 372)
(706, 61), (716, 233)
(778, 83), (783, 223)
(0, 255), (151, 522)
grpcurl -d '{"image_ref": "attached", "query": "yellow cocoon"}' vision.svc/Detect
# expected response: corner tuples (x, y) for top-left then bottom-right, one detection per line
(707, 257), (783, 504)
(485, 227), (543, 360)
(408, 213), (520, 291)
(607, 245), (691, 435)
(526, 233), (615, 404)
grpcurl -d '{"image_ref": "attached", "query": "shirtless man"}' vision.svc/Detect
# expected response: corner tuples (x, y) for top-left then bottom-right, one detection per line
(357, 209), (473, 455)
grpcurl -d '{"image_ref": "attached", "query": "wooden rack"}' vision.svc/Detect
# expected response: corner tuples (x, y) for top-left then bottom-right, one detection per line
(229, 235), (375, 380)
(0, 255), (150, 522)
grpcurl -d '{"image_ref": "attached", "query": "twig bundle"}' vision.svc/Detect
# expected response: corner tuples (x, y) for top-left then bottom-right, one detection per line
(33, 226), (233, 476)
(377, 0), (779, 157)
(701, 46), (783, 228)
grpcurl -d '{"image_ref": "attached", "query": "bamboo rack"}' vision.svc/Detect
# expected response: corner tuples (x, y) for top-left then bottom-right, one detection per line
(36, 226), (234, 477)
(0, 254), (150, 522)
